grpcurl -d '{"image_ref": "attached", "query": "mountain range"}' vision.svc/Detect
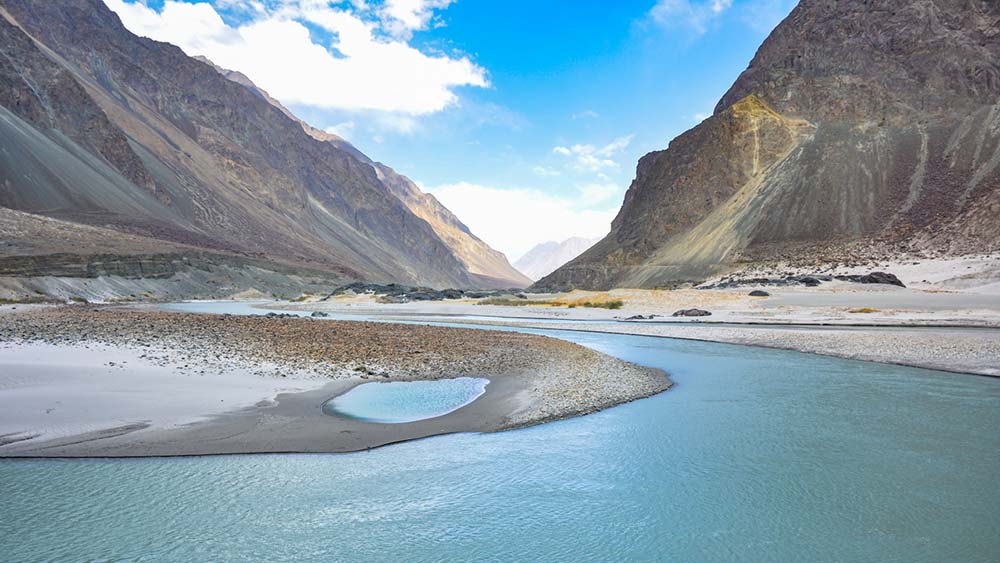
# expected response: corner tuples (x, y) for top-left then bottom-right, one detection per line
(515, 237), (600, 281)
(0, 0), (528, 291)
(539, 0), (1000, 290)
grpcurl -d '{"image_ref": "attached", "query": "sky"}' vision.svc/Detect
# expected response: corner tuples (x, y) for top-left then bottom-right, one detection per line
(104, 0), (798, 262)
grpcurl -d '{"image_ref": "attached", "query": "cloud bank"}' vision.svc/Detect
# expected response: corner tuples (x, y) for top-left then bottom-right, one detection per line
(104, 0), (487, 115)
(427, 182), (619, 261)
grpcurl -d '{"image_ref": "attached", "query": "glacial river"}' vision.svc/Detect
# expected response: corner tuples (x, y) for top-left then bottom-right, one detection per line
(0, 302), (997, 562)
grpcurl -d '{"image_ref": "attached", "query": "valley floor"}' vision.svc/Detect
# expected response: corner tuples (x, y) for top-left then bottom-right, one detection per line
(276, 255), (1000, 377)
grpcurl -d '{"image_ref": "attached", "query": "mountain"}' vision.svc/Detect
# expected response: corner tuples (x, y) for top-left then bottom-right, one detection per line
(515, 237), (600, 281)
(0, 0), (524, 291)
(195, 56), (530, 288)
(538, 0), (1000, 291)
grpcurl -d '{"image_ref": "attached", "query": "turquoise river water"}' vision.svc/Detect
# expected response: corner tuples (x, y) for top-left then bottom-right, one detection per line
(0, 302), (998, 562)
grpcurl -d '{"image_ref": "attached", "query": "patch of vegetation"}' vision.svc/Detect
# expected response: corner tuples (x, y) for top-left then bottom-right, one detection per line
(288, 293), (313, 303)
(478, 297), (557, 306)
(848, 307), (880, 314)
(0, 296), (58, 305)
(579, 300), (624, 310)
(69, 296), (89, 304)
(478, 297), (624, 310)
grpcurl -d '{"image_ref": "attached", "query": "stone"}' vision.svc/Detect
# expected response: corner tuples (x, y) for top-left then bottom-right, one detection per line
(672, 309), (712, 317)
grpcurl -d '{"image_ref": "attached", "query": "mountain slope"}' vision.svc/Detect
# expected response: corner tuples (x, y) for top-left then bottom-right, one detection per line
(515, 237), (599, 281)
(538, 0), (1000, 290)
(195, 55), (529, 288)
(0, 0), (510, 289)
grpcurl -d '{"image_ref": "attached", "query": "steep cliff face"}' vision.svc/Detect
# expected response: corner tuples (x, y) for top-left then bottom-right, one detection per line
(538, 0), (1000, 290)
(0, 0), (508, 289)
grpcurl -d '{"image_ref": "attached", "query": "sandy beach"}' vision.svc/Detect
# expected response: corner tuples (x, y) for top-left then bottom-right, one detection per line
(0, 306), (668, 457)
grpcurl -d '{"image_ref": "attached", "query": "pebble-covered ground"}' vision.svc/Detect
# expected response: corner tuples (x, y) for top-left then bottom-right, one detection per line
(399, 317), (1000, 378)
(0, 306), (670, 429)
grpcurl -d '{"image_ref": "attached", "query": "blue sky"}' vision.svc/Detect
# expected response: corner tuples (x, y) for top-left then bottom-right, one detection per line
(106, 0), (797, 260)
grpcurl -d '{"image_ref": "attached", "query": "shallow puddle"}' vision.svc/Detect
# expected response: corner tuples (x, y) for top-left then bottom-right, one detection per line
(323, 377), (489, 423)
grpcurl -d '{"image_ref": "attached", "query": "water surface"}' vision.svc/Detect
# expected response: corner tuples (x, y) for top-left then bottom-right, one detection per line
(1, 303), (997, 562)
(324, 377), (489, 423)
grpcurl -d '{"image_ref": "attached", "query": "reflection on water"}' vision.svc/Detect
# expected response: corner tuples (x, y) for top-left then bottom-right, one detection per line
(1, 302), (998, 562)
(324, 377), (489, 423)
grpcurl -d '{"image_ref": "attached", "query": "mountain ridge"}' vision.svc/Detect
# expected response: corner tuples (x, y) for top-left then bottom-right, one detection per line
(515, 237), (600, 281)
(538, 0), (1000, 291)
(0, 0), (525, 290)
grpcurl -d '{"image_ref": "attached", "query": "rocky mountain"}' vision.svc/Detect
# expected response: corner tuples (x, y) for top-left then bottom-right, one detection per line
(196, 56), (529, 288)
(538, 0), (1000, 291)
(515, 237), (600, 281)
(0, 0), (524, 291)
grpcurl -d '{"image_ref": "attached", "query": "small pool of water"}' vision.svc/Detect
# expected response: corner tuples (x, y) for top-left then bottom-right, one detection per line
(323, 377), (489, 423)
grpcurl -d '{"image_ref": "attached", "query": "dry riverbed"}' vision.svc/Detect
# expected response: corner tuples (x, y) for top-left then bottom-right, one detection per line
(0, 306), (669, 457)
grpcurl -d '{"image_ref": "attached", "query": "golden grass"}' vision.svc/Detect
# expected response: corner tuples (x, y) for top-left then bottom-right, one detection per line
(478, 296), (624, 310)
(848, 307), (880, 314)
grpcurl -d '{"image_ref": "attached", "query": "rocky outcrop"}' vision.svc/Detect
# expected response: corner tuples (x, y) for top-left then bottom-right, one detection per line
(538, 0), (1000, 290)
(0, 0), (512, 289)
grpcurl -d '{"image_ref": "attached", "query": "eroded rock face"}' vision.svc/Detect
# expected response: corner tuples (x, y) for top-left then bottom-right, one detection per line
(538, 0), (1000, 291)
(0, 0), (515, 289)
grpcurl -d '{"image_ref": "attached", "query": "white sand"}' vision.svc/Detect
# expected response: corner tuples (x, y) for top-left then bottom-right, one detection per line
(0, 342), (324, 446)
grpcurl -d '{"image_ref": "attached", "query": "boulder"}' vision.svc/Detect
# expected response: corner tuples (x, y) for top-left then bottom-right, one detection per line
(749, 290), (770, 297)
(860, 271), (905, 287)
(672, 308), (712, 317)
(310, 311), (329, 318)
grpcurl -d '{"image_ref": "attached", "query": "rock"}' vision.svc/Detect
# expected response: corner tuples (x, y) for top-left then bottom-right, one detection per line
(310, 311), (329, 318)
(861, 271), (905, 287)
(834, 271), (905, 287)
(796, 276), (821, 287)
(625, 315), (650, 321)
(672, 308), (712, 317)
(440, 289), (464, 300)
(749, 290), (770, 297)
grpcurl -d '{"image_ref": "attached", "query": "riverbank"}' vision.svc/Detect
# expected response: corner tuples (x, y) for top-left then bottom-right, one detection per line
(270, 265), (1000, 377)
(0, 306), (669, 457)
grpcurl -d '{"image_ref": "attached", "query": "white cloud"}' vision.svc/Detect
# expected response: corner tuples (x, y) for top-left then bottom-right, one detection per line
(104, 0), (487, 115)
(578, 183), (621, 206)
(572, 110), (599, 120)
(532, 166), (561, 177)
(692, 111), (711, 121)
(426, 182), (618, 261)
(649, 0), (734, 34)
(552, 135), (633, 172)
(374, 113), (420, 134)
(381, 0), (454, 39)
(324, 121), (355, 137)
